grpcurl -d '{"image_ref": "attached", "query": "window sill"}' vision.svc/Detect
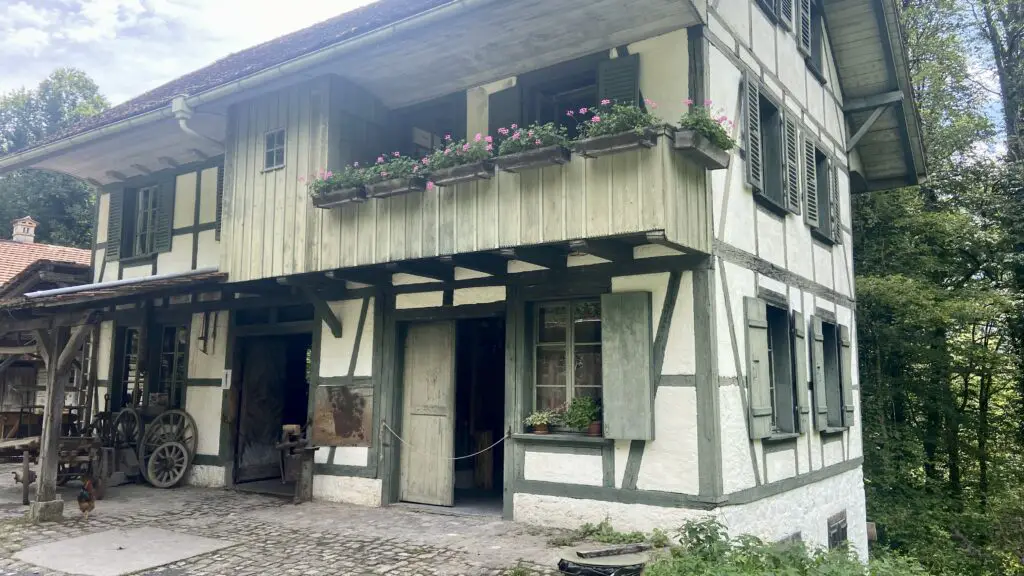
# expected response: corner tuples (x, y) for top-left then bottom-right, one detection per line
(810, 227), (837, 246)
(512, 433), (612, 446)
(261, 165), (285, 174)
(820, 427), (848, 436)
(119, 253), (156, 265)
(805, 59), (828, 86)
(754, 191), (789, 218)
(762, 432), (801, 444)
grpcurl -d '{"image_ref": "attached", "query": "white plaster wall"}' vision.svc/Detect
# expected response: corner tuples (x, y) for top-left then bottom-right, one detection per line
(720, 384), (757, 492)
(625, 28), (690, 124)
(185, 386), (223, 456)
(453, 286), (505, 306)
(637, 386), (699, 494)
(122, 264), (152, 279)
(756, 210), (786, 268)
(174, 172), (197, 228)
(715, 261), (754, 379)
(812, 244), (833, 289)
(612, 272), (696, 375)
(187, 465), (225, 488)
(95, 192), (109, 245)
(313, 475), (382, 507)
(96, 321), (113, 381)
(765, 448), (797, 483)
(333, 447), (369, 467)
(198, 166), (219, 224)
(188, 311), (227, 378)
(396, 292), (443, 309)
(156, 234), (193, 275)
(320, 298), (375, 378)
(614, 442), (630, 488)
(750, 6), (776, 74)
(710, 0), (750, 45)
(465, 77), (516, 138)
(822, 436), (845, 467)
(195, 230), (220, 270)
(523, 451), (603, 486)
(515, 467), (868, 561)
(757, 275), (787, 299)
(568, 254), (608, 267)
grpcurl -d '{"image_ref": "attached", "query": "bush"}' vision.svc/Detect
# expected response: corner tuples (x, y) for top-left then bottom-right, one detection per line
(426, 134), (493, 170)
(677, 100), (737, 151)
(364, 152), (423, 184)
(305, 165), (365, 197)
(572, 99), (662, 140)
(495, 122), (568, 156)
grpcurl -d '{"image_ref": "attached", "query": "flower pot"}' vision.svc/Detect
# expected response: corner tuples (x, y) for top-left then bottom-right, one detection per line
(494, 145), (571, 173)
(532, 423), (549, 435)
(431, 160), (495, 186)
(587, 421), (602, 437)
(574, 127), (658, 158)
(673, 129), (732, 170)
(365, 176), (427, 199)
(311, 185), (367, 208)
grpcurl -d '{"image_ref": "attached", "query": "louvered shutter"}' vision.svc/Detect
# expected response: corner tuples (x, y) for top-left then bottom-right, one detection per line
(745, 297), (773, 439)
(803, 137), (819, 228)
(830, 161), (842, 244)
(780, 0), (794, 29)
(105, 189), (124, 262)
(840, 324), (855, 427)
(488, 85), (522, 137)
(810, 315), (829, 431)
(799, 0), (813, 56)
(784, 116), (801, 215)
(744, 74), (763, 192)
(792, 311), (810, 433)
(598, 53), (641, 106)
(601, 292), (654, 441)
(215, 163), (224, 241)
(153, 180), (175, 254)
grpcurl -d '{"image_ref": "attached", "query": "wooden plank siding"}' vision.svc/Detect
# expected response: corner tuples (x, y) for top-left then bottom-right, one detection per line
(223, 77), (709, 283)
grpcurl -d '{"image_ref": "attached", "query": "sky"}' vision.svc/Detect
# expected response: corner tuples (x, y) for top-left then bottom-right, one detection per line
(0, 0), (376, 105)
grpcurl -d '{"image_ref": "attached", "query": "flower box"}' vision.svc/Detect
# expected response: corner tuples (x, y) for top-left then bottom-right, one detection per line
(494, 145), (571, 173)
(311, 185), (367, 209)
(431, 160), (495, 187)
(574, 127), (659, 158)
(365, 176), (428, 199)
(672, 129), (732, 170)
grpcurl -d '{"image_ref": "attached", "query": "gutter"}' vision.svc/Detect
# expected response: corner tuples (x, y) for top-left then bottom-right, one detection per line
(24, 266), (220, 299)
(0, 0), (493, 174)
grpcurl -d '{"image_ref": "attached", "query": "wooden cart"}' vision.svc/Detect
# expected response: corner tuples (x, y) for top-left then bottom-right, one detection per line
(1, 434), (105, 505)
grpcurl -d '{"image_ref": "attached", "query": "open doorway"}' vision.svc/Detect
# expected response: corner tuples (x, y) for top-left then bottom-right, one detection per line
(234, 332), (312, 496)
(454, 318), (505, 514)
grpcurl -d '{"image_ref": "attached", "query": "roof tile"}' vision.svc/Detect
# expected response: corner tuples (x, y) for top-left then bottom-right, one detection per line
(0, 240), (91, 286)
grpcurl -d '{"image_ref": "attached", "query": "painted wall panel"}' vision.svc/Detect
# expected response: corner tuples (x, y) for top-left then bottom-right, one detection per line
(713, 0), (750, 43)
(637, 386), (699, 493)
(822, 436), (845, 467)
(755, 209), (786, 268)
(121, 264), (151, 279)
(333, 447), (369, 467)
(198, 166), (219, 224)
(185, 386), (223, 456)
(95, 321), (113, 381)
(156, 234), (193, 275)
(188, 311), (228, 379)
(453, 286), (506, 306)
(96, 193), (109, 244)
(195, 230), (220, 270)
(319, 298), (375, 378)
(174, 172), (197, 228)
(812, 243), (833, 289)
(765, 448), (797, 482)
(720, 384), (757, 492)
(626, 29), (690, 125)
(523, 451), (603, 486)
(750, 8), (777, 74)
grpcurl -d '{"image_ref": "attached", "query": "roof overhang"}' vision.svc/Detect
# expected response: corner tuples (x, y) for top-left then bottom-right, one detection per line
(824, 0), (926, 191)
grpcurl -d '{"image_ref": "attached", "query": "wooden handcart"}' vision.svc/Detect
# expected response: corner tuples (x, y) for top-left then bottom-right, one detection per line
(2, 434), (104, 506)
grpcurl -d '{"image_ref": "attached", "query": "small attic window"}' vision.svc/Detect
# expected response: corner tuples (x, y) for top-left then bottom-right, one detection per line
(264, 128), (286, 171)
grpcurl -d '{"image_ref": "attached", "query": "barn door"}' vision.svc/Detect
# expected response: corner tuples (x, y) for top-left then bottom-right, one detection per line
(399, 322), (456, 506)
(236, 337), (288, 483)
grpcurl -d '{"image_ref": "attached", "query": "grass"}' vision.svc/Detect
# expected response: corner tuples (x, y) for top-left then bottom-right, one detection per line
(547, 518), (661, 548)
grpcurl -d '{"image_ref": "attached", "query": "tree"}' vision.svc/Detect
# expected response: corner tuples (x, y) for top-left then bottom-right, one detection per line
(0, 68), (109, 248)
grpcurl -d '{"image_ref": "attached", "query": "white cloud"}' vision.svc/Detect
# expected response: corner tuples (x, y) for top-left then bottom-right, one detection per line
(0, 0), (376, 104)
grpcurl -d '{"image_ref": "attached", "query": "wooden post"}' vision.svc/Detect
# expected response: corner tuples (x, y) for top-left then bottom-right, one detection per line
(21, 450), (31, 506)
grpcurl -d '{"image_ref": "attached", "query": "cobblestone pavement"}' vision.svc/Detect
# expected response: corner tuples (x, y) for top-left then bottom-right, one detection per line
(0, 464), (570, 576)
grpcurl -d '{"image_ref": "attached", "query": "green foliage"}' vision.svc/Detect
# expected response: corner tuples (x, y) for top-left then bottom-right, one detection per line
(547, 518), (650, 547)
(561, 396), (601, 429)
(426, 134), (493, 170)
(306, 165), (366, 196)
(678, 103), (737, 151)
(364, 153), (422, 184)
(495, 122), (568, 156)
(572, 100), (661, 140)
(523, 409), (560, 427)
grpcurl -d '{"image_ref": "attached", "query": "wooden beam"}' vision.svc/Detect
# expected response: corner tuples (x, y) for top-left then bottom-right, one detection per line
(157, 156), (180, 169)
(36, 326), (69, 507)
(276, 276), (348, 299)
(300, 287), (342, 338)
(33, 330), (51, 366)
(0, 354), (18, 378)
(0, 345), (38, 355)
(131, 163), (153, 176)
(844, 90), (903, 113)
(56, 313), (98, 377)
(440, 254), (508, 277)
(326, 269), (391, 287)
(105, 170), (127, 182)
(846, 104), (889, 152)
(385, 261), (455, 282)
(498, 246), (567, 269)
(37, 271), (87, 285)
(569, 239), (634, 263)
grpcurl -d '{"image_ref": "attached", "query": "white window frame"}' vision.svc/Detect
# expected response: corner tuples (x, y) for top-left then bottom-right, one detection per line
(264, 128), (286, 171)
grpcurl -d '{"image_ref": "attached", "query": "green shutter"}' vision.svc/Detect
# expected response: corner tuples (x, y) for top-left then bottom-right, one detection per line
(799, 0), (813, 56)
(803, 137), (819, 228)
(792, 311), (810, 433)
(597, 53), (641, 106)
(601, 292), (654, 441)
(105, 189), (124, 262)
(840, 324), (855, 427)
(153, 180), (175, 254)
(780, 0), (794, 29)
(215, 163), (224, 241)
(745, 74), (763, 193)
(810, 315), (829, 431)
(785, 115), (801, 215)
(830, 161), (843, 244)
(744, 297), (773, 439)
(488, 85), (522, 136)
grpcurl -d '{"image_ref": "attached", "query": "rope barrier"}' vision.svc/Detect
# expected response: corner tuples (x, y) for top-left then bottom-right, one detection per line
(382, 422), (508, 461)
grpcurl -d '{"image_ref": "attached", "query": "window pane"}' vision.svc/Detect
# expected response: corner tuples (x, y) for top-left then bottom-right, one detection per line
(265, 132), (276, 150)
(574, 385), (602, 404)
(573, 300), (601, 343)
(538, 304), (568, 343)
(276, 130), (285, 148)
(536, 347), (566, 388)
(266, 150), (276, 169)
(536, 387), (566, 411)
(573, 344), (601, 389)
(275, 149), (285, 167)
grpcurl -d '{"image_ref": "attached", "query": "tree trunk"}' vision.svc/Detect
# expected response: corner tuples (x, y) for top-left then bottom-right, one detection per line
(979, 370), (992, 510)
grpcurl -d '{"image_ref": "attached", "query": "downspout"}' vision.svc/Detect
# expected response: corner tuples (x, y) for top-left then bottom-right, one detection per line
(171, 96), (224, 151)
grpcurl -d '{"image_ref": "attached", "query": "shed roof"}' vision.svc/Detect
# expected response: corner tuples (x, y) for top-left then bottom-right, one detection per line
(0, 241), (91, 287)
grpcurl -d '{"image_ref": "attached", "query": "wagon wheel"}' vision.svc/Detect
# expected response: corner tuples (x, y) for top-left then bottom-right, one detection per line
(146, 441), (189, 488)
(139, 409), (197, 470)
(88, 412), (113, 446)
(56, 462), (71, 486)
(110, 409), (141, 452)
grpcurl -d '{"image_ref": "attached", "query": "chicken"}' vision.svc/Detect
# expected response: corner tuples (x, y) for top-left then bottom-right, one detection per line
(77, 477), (96, 520)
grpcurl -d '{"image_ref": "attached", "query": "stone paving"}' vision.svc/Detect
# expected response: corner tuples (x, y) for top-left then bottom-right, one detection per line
(0, 463), (570, 576)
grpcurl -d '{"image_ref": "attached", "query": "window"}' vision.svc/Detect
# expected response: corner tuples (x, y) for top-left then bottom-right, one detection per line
(827, 511), (848, 549)
(810, 315), (853, 430)
(117, 327), (142, 409)
(766, 304), (796, 433)
(534, 300), (602, 411)
(264, 128), (286, 170)
(132, 185), (158, 257)
(803, 140), (842, 245)
(152, 325), (188, 410)
(744, 76), (793, 215)
(106, 183), (173, 262)
(799, 0), (827, 84)
(745, 297), (807, 438)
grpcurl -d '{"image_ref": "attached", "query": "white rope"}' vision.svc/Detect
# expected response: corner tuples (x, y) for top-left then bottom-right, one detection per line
(382, 422), (508, 461)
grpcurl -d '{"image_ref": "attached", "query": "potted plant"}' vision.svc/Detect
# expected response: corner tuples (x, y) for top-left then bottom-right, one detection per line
(562, 396), (602, 437)
(524, 409), (560, 435)
(306, 165), (368, 208)
(427, 134), (495, 186)
(572, 99), (662, 158)
(673, 99), (736, 170)
(493, 122), (571, 173)
(364, 152), (428, 198)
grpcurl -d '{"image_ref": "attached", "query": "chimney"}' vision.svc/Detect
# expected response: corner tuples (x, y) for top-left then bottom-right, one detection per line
(11, 216), (38, 244)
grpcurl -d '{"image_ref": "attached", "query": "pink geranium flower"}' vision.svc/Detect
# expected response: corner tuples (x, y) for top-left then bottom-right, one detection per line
(444, 134), (452, 141)
(353, 162), (359, 167)
(381, 171), (389, 178)
(393, 151), (400, 157)
(601, 99), (611, 105)
(325, 171), (333, 179)
(535, 139), (542, 145)
(376, 156), (384, 164)
(486, 144), (493, 151)
(591, 116), (601, 123)
(511, 123), (518, 130)
(579, 107), (588, 114)
(485, 135), (493, 143)
(475, 133), (482, 142)
(703, 99), (713, 106)
(512, 132), (521, 140)
(463, 143), (471, 151)
(299, 176), (306, 183)
(427, 181), (435, 190)
(567, 110), (575, 117)
(684, 98), (694, 106)
(498, 127), (510, 135)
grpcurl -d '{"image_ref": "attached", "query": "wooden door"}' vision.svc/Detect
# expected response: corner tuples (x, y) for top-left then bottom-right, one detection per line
(236, 337), (288, 483)
(399, 322), (456, 506)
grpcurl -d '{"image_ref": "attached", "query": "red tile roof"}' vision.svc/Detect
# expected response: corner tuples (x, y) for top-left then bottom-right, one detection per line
(0, 240), (91, 286)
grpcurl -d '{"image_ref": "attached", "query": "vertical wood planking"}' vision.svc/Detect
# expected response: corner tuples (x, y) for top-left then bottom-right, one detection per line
(640, 138), (664, 231)
(306, 81), (327, 272)
(261, 92), (278, 278)
(585, 158), (611, 237)
(294, 84), (311, 275)
(356, 201), (375, 265)
(421, 183), (439, 257)
(477, 177), (498, 250)
(221, 104), (238, 278)
(455, 183), (476, 253)
(405, 189), (424, 259)
(242, 100), (259, 282)
(273, 92), (289, 276)
(519, 170), (541, 245)
(565, 154), (586, 239)
(438, 185), (456, 255)
(497, 171), (521, 247)
(376, 200), (391, 263)
(339, 203), (358, 268)
(250, 95), (268, 281)
(612, 152), (639, 233)
(389, 195), (408, 262)
(282, 86), (300, 276)
(541, 165), (562, 242)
